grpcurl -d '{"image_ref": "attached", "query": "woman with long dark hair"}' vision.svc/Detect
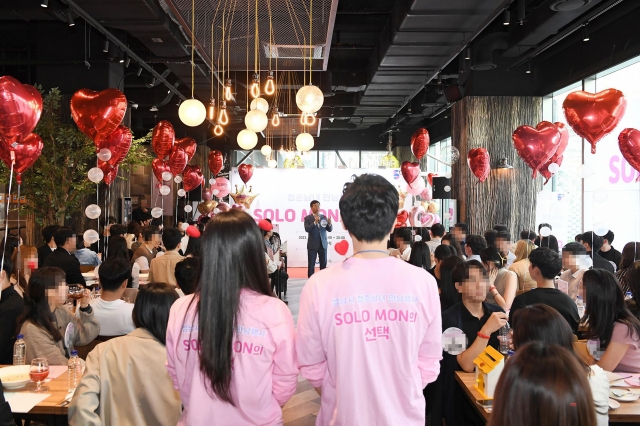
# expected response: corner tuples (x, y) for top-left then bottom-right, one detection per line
(511, 304), (609, 425)
(626, 262), (640, 318)
(583, 269), (640, 372)
(481, 246), (517, 310)
(428, 245), (455, 288)
(441, 234), (463, 259)
(95, 236), (139, 288)
(17, 267), (99, 364)
(184, 234), (201, 258)
(408, 240), (431, 271)
(489, 342), (596, 426)
(439, 255), (464, 311)
(616, 242), (640, 294)
(166, 210), (297, 424)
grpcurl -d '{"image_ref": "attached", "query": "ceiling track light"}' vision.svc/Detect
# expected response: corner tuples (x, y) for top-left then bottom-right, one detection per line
(526, 62), (532, 74)
(103, 40), (110, 53)
(124, 55), (131, 68)
(136, 66), (143, 77)
(41, 0), (48, 7)
(66, 10), (75, 27)
(503, 10), (510, 25)
(517, 0), (526, 25)
(464, 47), (471, 60)
(582, 26), (590, 42)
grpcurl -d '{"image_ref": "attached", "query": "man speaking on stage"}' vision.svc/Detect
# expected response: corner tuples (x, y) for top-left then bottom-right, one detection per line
(304, 200), (333, 277)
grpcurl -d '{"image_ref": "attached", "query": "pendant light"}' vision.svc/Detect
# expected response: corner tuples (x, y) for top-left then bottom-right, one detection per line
(296, 0), (323, 114)
(237, 129), (258, 150)
(271, 107), (280, 127)
(179, 0), (206, 126)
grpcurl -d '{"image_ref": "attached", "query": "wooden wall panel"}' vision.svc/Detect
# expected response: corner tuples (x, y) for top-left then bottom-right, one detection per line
(451, 96), (543, 238)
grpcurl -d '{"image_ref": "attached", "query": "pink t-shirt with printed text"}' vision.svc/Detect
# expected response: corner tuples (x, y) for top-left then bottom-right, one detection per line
(296, 256), (442, 426)
(166, 290), (298, 425)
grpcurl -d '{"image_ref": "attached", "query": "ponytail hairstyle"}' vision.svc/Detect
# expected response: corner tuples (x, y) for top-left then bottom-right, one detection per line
(187, 209), (272, 404)
(480, 246), (507, 269)
(16, 267), (65, 342)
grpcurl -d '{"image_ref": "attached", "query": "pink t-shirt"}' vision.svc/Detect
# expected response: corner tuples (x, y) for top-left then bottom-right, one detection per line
(296, 256), (442, 426)
(166, 290), (298, 425)
(612, 321), (640, 373)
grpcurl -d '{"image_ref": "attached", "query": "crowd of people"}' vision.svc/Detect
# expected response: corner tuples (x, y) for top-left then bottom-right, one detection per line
(0, 174), (639, 426)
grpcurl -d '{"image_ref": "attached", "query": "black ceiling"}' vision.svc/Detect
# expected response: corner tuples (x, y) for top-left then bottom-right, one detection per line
(1, 0), (639, 151)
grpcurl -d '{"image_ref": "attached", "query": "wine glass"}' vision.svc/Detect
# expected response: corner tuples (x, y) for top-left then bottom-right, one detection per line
(30, 358), (49, 392)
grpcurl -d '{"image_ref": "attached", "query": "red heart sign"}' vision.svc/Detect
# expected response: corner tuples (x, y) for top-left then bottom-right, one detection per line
(512, 121), (561, 178)
(169, 146), (188, 176)
(208, 150), (224, 176)
(401, 161), (420, 185)
(0, 76), (43, 147)
(411, 128), (430, 160)
(151, 120), (175, 159)
(238, 163), (254, 184)
(95, 125), (132, 167)
(183, 164), (203, 192)
(618, 128), (640, 182)
(0, 133), (43, 185)
(563, 89), (627, 153)
(151, 158), (170, 182)
(98, 160), (118, 185)
(70, 88), (127, 142)
(539, 122), (569, 184)
(335, 240), (349, 256)
(175, 137), (197, 161)
(467, 148), (490, 183)
(427, 173), (438, 187)
(396, 210), (409, 228)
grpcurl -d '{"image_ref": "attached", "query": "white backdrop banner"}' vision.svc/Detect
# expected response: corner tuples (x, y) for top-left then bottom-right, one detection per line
(229, 168), (405, 267)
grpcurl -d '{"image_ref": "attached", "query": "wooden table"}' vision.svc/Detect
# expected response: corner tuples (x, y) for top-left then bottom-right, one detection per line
(1, 365), (74, 425)
(455, 371), (640, 423)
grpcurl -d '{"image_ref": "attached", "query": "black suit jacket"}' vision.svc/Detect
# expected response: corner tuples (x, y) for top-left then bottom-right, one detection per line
(42, 248), (86, 286)
(37, 244), (54, 268)
(591, 252), (615, 273)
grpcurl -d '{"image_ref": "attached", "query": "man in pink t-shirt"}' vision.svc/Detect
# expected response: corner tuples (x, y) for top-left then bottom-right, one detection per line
(296, 174), (442, 426)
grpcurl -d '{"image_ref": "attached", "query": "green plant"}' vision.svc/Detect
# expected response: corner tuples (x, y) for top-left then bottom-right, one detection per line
(0, 87), (152, 226)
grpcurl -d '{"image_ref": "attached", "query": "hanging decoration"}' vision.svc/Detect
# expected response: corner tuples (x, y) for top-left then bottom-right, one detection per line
(0, 133), (43, 185)
(562, 88), (627, 153)
(467, 148), (490, 183)
(539, 122), (569, 184)
(212, 176), (232, 198)
(198, 200), (218, 215)
(208, 150), (224, 176)
(512, 121), (561, 178)
(395, 210), (409, 228)
(296, 0), (324, 114)
(178, 0), (206, 126)
(152, 158), (171, 183)
(98, 160), (119, 186)
(400, 161), (420, 186)
(151, 120), (175, 159)
(169, 145), (188, 176)
(229, 185), (259, 210)
(175, 137), (197, 161)
(95, 125), (132, 168)
(410, 128), (430, 160)
(238, 163), (254, 184)
(70, 88), (127, 143)
(618, 128), (640, 182)
(237, 129), (258, 150)
(0, 76), (43, 147)
(182, 164), (204, 192)
(295, 133), (314, 152)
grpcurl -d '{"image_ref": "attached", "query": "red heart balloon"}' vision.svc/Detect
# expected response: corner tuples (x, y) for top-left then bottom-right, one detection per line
(0, 133), (43, 185)
(238, 163), (254, 184)
(70, 88), (126, 142)
(411, 128), (430, 160)
(169, 146), (188, 176)
(151, 120), (175, 159)
(563, 89), (627, 154)
(539, 122), (569, 184)
(427, 173), (438, 187)
(98, 160), (119, 186)
(183, 164), (204, 192)
(208, 150), (224, 176)
(467, 148), (490, 183)
(513, 121), (561, 178)
(618, 129), (640, 182)
(401, 161), (420, 185)
(151, 158), (171, 182)
(396, 210), (409, 228)
(95, 125), (132, 167)
(0, 76), (43, 148)
(175, 137), (196, 161)
(335, 240), (349, 256)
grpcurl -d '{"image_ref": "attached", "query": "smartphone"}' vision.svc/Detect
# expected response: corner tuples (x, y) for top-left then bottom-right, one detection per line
(476, 399), (493, 408)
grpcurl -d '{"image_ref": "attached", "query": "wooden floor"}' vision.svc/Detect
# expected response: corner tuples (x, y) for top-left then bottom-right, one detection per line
(282, 278), (320, 426)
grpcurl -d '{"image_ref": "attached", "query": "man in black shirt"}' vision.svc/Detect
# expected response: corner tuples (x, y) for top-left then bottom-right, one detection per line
(580, 231), (615, 273)
(599, 230), (622, 270)
(426, 260), (507, 426)
(510, 247), (580, 334)
(0, 258), (24, 364)
(37, 225), (59, 268)
(42, 226), (86, 286)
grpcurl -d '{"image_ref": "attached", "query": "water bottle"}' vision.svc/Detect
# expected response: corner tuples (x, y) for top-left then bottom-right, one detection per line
(68, 350), (80, 393)
(13, 334), (26, 365)
(498, 325), (510, 356)
(576, 296), (585, 318)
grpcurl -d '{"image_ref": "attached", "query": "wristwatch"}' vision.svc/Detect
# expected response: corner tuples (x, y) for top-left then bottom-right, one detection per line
(79, 304), (92, 314)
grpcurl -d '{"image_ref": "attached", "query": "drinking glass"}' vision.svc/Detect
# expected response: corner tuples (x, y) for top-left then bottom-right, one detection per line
(68, 285), (84, 300)
(30, 358), (49, 392)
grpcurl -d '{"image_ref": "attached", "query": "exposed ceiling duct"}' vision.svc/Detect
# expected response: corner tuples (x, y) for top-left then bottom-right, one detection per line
(470, 32), (510, 71)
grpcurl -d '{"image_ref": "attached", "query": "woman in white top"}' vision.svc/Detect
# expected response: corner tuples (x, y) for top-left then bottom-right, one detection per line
(481, 246), (517, 310)
(511, 304), (609, 426)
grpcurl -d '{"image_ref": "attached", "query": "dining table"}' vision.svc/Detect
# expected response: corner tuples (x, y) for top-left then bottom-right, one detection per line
(455, 371), (640, 423)
(1, 364), (78, 426)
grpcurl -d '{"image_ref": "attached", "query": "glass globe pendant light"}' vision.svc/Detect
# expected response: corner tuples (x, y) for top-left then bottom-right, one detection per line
(237, 129), (258, 150)
(296, 132), (314, 152)
(179, 0), (206, 127)
(245, 109), (268, 132)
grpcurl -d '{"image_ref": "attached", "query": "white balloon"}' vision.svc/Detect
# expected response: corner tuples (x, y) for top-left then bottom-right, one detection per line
(174, 175), (183, 183)
(83, 229), (100, 244)
(160, 185), (171, 195)
(151, 207), (163, 218)
(539, 226), (552, 237)
(578, 164), (594, 178)
(184, 205), (193, 213)
(209, 178), (216, 185)
(443, 212), (452, 220)
(177, 189), (186, 197)
(85, 204), (101, 219)
(444, 185), (451, 193)
(547, 163), (560, 173)
(593, 188), (608, 203)
(87, 167), (104, 183)
(180, 222), (189, 231)
(444, 172), (452, 179)
(97, 148), (112, 161)
(212, 189), (219, 196)
(162, 171), (173, 182)
(593, 223), (609, 237)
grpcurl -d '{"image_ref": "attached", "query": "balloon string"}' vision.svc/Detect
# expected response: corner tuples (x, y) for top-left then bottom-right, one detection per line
(1, 158), (15, 302)
(96, 158), (100, 254)
(16, 183), (20, 289)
